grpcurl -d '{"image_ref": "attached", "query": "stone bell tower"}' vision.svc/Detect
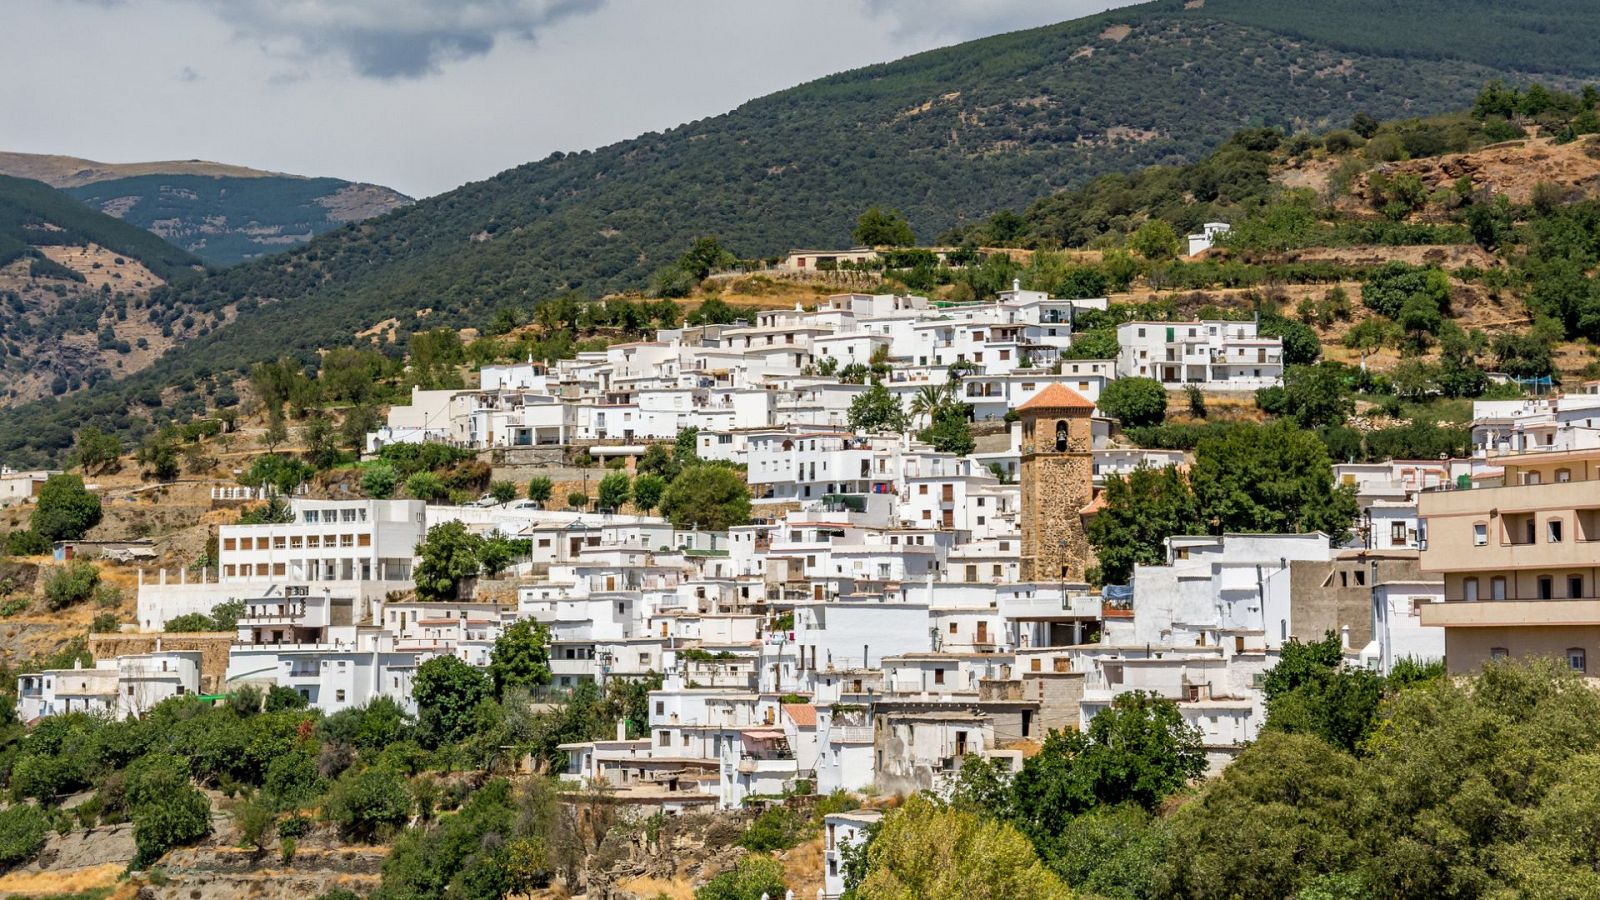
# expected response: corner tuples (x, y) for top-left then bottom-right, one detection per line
(1018, 383), (1096, 583)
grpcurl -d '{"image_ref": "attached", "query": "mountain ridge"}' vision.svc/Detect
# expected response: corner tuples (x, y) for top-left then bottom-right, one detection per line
(1, 0), (1597, 464)
(0, 152), (413, 267)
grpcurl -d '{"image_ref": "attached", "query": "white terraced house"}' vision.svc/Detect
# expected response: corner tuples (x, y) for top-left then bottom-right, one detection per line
(1116, 319), (1283, 390)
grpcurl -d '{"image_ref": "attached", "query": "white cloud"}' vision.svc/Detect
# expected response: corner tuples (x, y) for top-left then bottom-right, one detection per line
(861, 0), (1121, 40)
(199, 0), (609, 78)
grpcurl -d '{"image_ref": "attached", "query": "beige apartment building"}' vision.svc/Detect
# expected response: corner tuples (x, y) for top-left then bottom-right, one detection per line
(1419, 448), (1600, 674)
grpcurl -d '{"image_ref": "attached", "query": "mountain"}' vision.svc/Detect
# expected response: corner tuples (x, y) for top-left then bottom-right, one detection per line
(2, 0), (1599, 464)
(0, 152), (413, 266)
(0, 175), (210, 405)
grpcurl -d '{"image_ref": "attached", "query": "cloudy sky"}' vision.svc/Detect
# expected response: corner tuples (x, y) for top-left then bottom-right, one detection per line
(5, 0), (1137, 198)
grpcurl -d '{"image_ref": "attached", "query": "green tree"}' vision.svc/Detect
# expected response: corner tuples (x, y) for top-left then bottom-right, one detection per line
(0, 804), (49, 874)
(477, 535), (520, 578)
(1342, 317), (1400, 370)
(632, 474), (667, 513)
(853, 207), (916, 247)
(126, 753), (212, 869)
(848, 382), (909, 434)
(361, 461), (398, 499)
(31, 474), (102, 542)
(1011, 693), (1206, 843)
(697, 853), (789, 900)
(324, 766), (412, 842)
(73, 425), (122, 475)
(1259, 315), (1321, 366)
(857, 795), (1071, 900)
(489, 620), (552, 697)
(1129, 220), (1181, 260)
(43, 559), (100, 610)
(674, 427), (701, 464)
(1098, 377), (1167, 428)
(414, 655), (493, 748)
(488, 480), (518, 505)
(597, 471), (631, 510)
(1261, 632), (1385, 754)
(659, 465), (751, 531)
(918, 408), (975, 456)
(1190, 421), (1358, 544)
(1087, 465), (1202, 585)
(1159, 732), (1361, 900)
(404, 470), (449, 502)
(413, 521), (485, 601)
(1273, 362), (1355, 428)
(526, 476), (553, 503)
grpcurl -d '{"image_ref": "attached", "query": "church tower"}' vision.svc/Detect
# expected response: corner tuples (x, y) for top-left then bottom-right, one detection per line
(1018, 384), (1096, 583)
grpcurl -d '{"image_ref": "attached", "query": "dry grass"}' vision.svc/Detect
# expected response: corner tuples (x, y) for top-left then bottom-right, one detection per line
(616, 875), (697, 899)
(0, 862), (123, 895)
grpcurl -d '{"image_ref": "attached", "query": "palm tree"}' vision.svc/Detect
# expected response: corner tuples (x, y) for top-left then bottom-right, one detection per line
(910, 382), (962, 426)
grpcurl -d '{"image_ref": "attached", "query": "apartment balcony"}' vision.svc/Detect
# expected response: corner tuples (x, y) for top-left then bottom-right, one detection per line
(737, 755), (797, 775)
(1420, 598), (1600, 628)
(830, 726), (874, 744)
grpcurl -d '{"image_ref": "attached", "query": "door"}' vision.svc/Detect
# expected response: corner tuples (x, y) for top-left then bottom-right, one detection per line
(976, 621), (989, 644)
(955, 731), (968, 757)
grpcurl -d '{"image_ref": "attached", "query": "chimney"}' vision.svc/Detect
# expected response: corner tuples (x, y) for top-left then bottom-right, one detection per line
(1340, 624), (1351, 650)
(617, 719), (628, 741)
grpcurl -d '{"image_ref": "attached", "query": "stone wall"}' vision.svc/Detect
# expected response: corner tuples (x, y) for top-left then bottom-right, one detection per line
(88, 633), (235, 692)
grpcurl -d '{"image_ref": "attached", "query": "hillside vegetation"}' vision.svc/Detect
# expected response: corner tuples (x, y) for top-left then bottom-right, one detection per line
(0, 176), (224, 405)
(2, 0), (1599, 465)
(0, 152), (412, 267)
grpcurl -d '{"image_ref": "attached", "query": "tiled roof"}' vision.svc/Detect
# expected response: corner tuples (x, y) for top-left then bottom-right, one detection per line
(1016, 383), (1095, 412)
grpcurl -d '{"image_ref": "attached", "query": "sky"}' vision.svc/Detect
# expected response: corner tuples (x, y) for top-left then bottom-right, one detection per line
(4, 0), (1139, 198)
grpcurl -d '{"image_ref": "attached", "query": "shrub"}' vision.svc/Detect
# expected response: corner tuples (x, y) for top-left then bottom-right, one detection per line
(738, 805), (808, 852)
(43, 560), (100, 611)
(0, 804), (49, 874)
(1098, 377), (1168, 428)
(526, 477), (553, 503)
(696, 853), (788, 900)
(324, 766), (412, 842)
(31, 474), (102, 542)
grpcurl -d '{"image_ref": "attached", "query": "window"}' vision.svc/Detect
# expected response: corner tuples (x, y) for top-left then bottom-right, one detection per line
(1391, 522), (1408, 545)
(1570, 648), (1588, 673)
(1549, 520), (1564, 543)
(1474, 523), (1488, 546)
(335, 690), (346, 703)
(1490, 647), (1510, 661)
(933, 668), (946, 685)
(1558, 468), (1573, 483)
(658, 731), (669, 747)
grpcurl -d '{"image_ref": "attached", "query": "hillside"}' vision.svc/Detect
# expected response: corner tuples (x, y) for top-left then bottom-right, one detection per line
(0, 175), (221, 406)
(2, 0), (1599, 464)
(0, 152), (413, 266)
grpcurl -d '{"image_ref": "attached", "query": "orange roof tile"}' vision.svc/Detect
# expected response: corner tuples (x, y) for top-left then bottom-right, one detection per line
(1016, 383), (1096, 412)
(782, 703), (817, 727)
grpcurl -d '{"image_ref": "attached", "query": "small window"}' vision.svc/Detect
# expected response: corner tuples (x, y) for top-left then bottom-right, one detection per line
(335, 689), (346, 703)
(1549, 520), (1564, 543)
(1490, 647), (1510, 661)
(933, 668), (946, 685)
(1570, 648), (1588, 673)
(1474, 523), (1488, 546)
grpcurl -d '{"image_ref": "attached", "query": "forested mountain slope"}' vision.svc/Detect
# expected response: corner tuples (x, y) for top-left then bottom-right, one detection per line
(0, 176), (217, 405)
(2, 0), (1598, 464)
(0, 152), (412, 266)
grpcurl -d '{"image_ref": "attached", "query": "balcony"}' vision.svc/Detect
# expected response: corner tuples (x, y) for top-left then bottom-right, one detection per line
(1420, 598), (1600, 628)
